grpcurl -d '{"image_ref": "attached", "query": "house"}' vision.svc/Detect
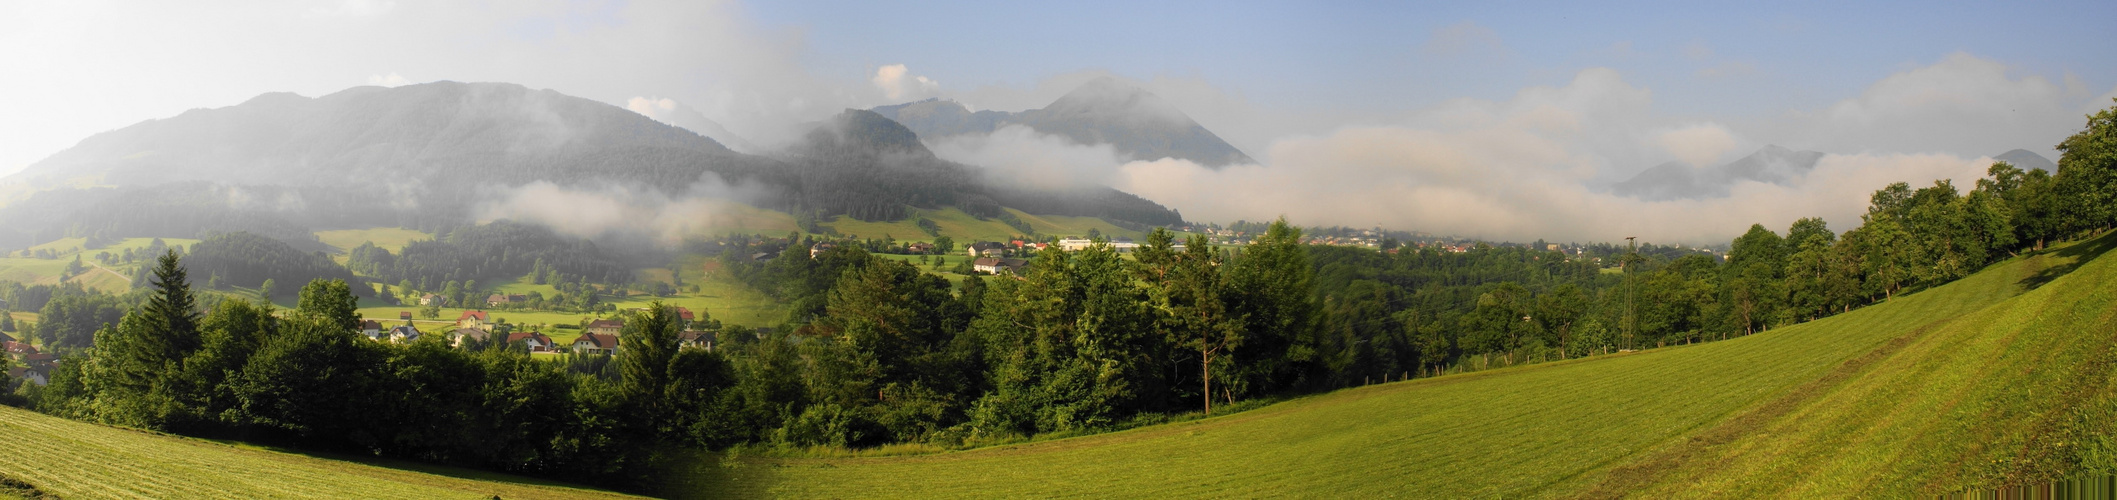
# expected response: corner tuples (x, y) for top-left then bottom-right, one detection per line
(674, 307), (696, 323)
(21, 353), (54, 368)
(585, 319), (624, 336)
(7, 366), (47, 387)
(973, 257), (1028, 275)
(452, 328), (491, 347)
(399, 311), (414, 321)
(420, 294), (448, 306)
(572, 333), (619, 355)
(361, 320), (383, 338)
(678, 330), (717, 351)
(456, 310), (490, 330)
(907, 242), (934, 254)
(506, 331), (555, 352)
(487, 294), (527, 306)
(4, 341), (36, 359)
(1057, 238), (1093, 251)
(388, 325), (422, 343)
(967, 242), (1006, 258)
(809, 242), (837, 259)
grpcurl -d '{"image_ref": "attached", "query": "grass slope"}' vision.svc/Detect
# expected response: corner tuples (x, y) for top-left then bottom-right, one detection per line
(0, 405), (642, 499)
(0, 237), (196, 292)
(668, 234), (2115, 498)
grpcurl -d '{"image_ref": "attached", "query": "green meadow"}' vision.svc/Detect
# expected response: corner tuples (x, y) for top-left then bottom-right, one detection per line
(660, 233), (2117, 498)
(0, 405), (641, 499)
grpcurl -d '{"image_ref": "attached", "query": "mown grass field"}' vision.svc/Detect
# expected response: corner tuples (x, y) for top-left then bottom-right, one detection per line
(315, 227), (433, 262)
(0, 237), (196, 292)
(0, 405), (643, 499)
(659, 233), (2116, 498)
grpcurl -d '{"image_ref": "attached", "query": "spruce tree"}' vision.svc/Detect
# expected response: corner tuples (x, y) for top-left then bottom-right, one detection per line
(143, 249), (202, 358)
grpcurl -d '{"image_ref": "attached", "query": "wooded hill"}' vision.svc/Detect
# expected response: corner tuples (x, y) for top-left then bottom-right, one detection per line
(0, 81), (1185, 251)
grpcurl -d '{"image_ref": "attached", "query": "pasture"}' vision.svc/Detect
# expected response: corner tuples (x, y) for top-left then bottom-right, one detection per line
(662, 233), (2115, 498)
(0, 405), (642, 499)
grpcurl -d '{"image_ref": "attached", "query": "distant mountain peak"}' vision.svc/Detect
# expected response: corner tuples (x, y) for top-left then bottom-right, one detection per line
(869, 78), (1256, 168)
(797, 109), (934, 158)
(1613, 145), (1826, 201)
(1992, 149), (2056, 172)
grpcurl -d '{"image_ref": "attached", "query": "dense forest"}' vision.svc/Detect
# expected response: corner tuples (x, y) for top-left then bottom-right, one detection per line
(346, 220), (632, 287)
(2, 103), (2112, 493)
(186, 232), (367, 297)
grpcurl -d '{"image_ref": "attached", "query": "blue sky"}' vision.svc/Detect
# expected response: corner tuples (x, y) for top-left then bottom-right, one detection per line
(748, 0), (2115, 118)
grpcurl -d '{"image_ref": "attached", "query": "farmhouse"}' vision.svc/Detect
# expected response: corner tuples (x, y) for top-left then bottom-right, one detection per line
(1057, 237), (1138, 253)
(21, 353), (54, 368)
(452, 328), (491, 347)
(679, 330), (717, 351)
(585, 319), (623, 336)
(675, 307), (696, 322)
(967, 241), (1006, 258)
(486, 294), (527, 306)
(7, 366), (47, 386)
(4, 341), (36, 359)
(572, 333), (619, 355)
(361, 320), (383, 338)
(907, 242), (934, 254)
(507, 331), (555, 352)
(419, 293), (448, 306)
(973, 257), (1029, 275)
(388, 325), (422, 343)
(456, 310), (490, 330)
(810, 242), (837, 258)
(399, 311), (413, 321)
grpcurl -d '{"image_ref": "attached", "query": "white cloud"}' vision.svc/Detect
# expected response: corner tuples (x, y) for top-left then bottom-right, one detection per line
(1099, 67), (1991, 245)
(1656, 124), (1739, 167)
(307, 0), (395, 18)
(1771, 52), (2084, 159)
(366, 72), (410, 87)
(928, 124), (1129, 191)
(475, 177), (774, 247)
(872, 63), (940, 101)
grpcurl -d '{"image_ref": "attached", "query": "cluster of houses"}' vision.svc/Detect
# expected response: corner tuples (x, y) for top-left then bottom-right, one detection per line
(3, 332), (53, 386)
(355, 306), (717, 356)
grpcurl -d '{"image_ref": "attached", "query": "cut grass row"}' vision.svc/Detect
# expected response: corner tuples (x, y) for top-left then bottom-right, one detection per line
(0, 405), (641, 499)
(660, 233), (2107, 498)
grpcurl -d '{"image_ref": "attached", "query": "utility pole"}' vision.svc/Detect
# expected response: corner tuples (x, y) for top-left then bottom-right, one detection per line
(1624, 236), (1636, 351)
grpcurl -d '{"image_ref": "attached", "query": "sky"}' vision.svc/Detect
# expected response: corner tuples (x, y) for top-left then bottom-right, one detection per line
(1, 0), (2113, 244)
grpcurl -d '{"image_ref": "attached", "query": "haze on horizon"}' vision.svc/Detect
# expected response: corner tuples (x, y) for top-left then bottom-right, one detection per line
(2, 0), (2112, 245)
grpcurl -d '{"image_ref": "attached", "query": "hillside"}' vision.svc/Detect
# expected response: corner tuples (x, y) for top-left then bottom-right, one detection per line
(0, 405), (642, 499)
(0, 81), (1187, 251)
(669, 233), (2117, 497)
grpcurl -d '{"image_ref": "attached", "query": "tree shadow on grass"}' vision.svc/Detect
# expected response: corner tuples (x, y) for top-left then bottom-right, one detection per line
(2018, 230), (2117, 291)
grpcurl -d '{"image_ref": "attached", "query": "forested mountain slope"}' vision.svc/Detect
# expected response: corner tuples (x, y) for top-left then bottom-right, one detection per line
(0, 81), (1184, 251)
(674, 232), (2117, 498)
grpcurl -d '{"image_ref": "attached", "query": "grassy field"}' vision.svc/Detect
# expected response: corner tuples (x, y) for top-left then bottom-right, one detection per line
(657, 233), (2116, 498)
(0, 405), (644, 499)
(358, 259), (789, 346)
(0, 237), (196, 292)
(315, 227), (433, 260)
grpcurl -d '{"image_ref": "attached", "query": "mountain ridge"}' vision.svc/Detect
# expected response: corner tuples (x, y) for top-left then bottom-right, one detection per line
(871, 77), (1257, 168)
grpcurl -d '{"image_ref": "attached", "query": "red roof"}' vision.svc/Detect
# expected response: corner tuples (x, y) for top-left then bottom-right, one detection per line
(3, 341), (35, 355)
(399, 311), (413, 320)
(675, 307), (695, 320)
(23, 353), (55, 363)
(362, 320), (382, 330)
(507, 332), (552, 344)
(457, 310), (490, 322)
